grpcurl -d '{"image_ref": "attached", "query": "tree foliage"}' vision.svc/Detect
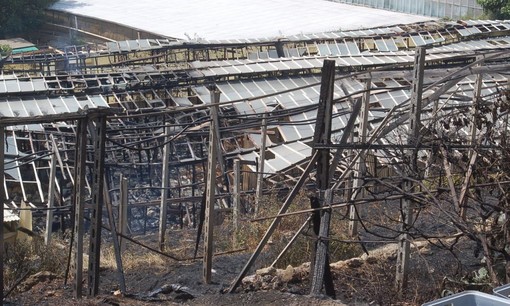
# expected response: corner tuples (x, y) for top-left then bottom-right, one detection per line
(477, 0), (510, 19)
(0, 0), (57, 39)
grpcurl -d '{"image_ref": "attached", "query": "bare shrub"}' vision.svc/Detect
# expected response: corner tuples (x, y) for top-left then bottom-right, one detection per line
(4, 238), (67, 294)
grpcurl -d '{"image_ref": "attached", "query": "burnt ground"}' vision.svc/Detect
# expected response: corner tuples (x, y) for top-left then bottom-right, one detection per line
(4, 226), (483, 306)
(4, 194), (490, 306)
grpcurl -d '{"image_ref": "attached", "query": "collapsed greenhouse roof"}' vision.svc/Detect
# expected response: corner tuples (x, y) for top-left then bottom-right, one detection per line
(0, 19), (509, 210)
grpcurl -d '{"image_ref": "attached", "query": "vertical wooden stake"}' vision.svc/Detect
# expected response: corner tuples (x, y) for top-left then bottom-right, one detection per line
(0, 125), (5, 303)
(459, 62), (483, 218)
(309, 59), (336, 297)
(203, 90), (220, 284)
(233, 159), (241, 239)
(159, 124), (171, 251)
(73, 117), (88, 299)
(255, 113), (268, 214)
(87, 115), (107, 297)
(349, 77), (371, 236)
(45, 136), (58, 245)
(396, 47), (426, 293)
(119, 174), (128, 252)
(104, 179), (126, 294)
(310, 190), (334, 297)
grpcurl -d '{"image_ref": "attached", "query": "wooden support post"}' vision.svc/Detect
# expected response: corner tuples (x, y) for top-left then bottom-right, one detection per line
(271, 215), (312, 268)
(228, 151), (319, 293)
(233, 159), (241, 237)
(0, 125), (5, 303)
(209, 89), (229, 209)
(440, 147), (460, 209)
(45, 136), (58, 245)
(119, 175), (128, 252)
(459, 63), (483, 218)
(310, 189), (334, 297)
(396, 47), (426, 293)
(255, 113), (268, 214)
(310, 59), (336, 297)
(349, 78), (371, 236)
(104, 179), (126, 294)
(159, 124), (171, 251)
(87, 115), (107, 297)
(203, 91), (220, 284)
(73, 117), (88, 299)
(329, 83), (362, 182)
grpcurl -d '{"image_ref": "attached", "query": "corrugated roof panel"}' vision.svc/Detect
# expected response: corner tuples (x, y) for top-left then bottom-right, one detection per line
(118, 40), (130, 52)
(88, 95), (109, 107)
(32, 79), (47, 91)
(22, 99), (43, 117)
(4, 204), (19, 223)
(7, 100), (29, 117)
(173, 97), (193, 106)
(233, 101), (255, 115)
(267, 142), (312, 170)
(193, 86), (211, 103)
(5, 80), (20, 93)
(278, 125), (300, 142)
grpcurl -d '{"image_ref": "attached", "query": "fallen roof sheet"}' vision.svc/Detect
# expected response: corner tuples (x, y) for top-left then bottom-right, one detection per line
(51, 0), (433, 40)
(4, 204), (20, 223)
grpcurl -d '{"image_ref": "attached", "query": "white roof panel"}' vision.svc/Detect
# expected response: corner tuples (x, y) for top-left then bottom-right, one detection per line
(52, 0), (433, 40)
(4, 204), (19, 223)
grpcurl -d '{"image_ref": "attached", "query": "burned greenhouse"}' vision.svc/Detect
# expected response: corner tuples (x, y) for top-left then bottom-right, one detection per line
(2, 12), (510, 304)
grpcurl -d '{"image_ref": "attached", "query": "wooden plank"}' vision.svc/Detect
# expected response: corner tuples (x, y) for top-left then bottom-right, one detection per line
(87, 116), (107, 296)
(233, 159), (241, 238)
(349, 78), (371, 236)
(203, 91), (220, 284)
(396, 47), (426, 292)
(310, 189), (334, 297)
(459, 68), (483, 218)
(104, 179), (126, 294)
(255, 113), (268, 214)
(45, 139), (57, 245)
(119, 175), (128, 252)
(159, 124), (171, 251)
(0, 125), (5, 303)
(310, 59), (335, 297)
(73, 117), (88, 298)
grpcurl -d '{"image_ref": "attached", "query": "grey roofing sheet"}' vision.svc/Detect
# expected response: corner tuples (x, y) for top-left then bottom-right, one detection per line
(239, 141), (312, 174)
(265, 142), (312, 173)
(0, 95), (109, 119)
(4, 204), (19, 222)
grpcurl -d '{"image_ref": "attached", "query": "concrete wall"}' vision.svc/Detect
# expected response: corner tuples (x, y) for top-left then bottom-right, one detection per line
(329, 0), (483, 19)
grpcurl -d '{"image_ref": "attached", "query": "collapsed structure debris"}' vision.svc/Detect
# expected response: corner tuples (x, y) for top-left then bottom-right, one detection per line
(1, 18), (510, 300)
